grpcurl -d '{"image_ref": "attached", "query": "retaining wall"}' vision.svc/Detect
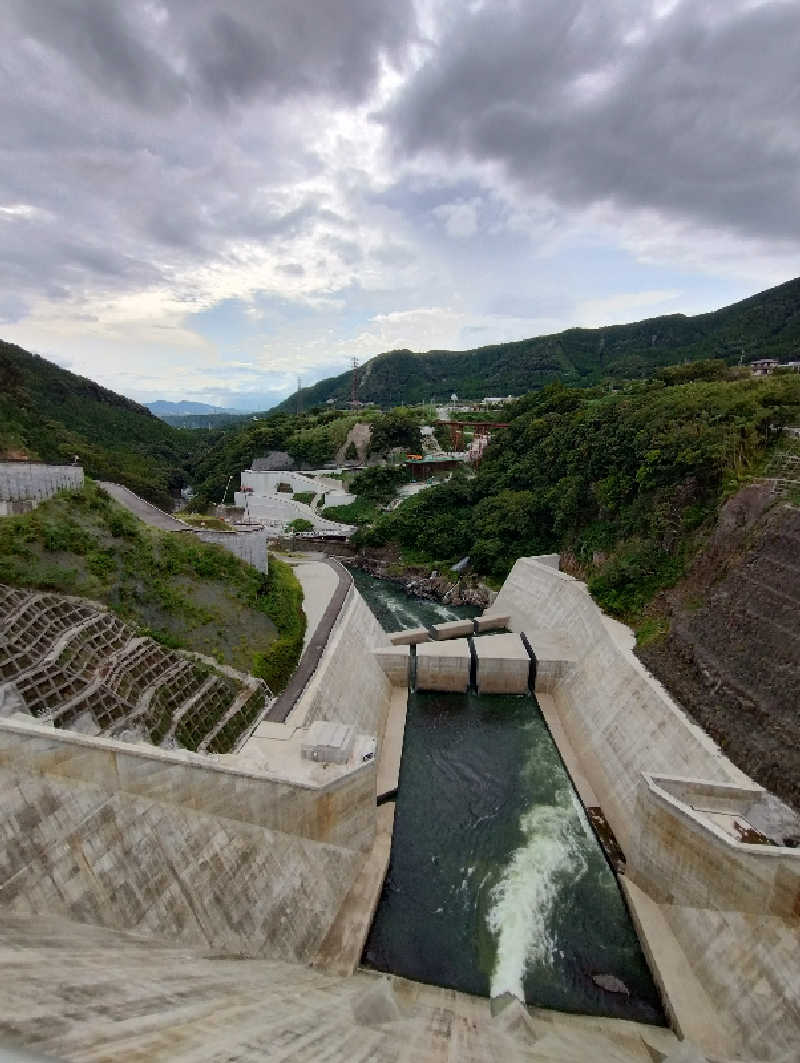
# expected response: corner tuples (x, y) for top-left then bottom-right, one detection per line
(0, 716), (376, 962)
(193, 528), (268, 574)
(0, 461), (83, 502)
(492, 557), (800, 1060)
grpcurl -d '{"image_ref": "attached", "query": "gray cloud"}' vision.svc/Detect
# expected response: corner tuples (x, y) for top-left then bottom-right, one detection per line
(385, 0), (800, 241)
(10, 0), (417, 113)
(0, 0), (418, 308)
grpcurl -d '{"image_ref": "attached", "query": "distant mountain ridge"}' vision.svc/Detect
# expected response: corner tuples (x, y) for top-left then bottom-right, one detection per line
(276, 275), (800, 410)
(0, 340), (188, 508)
(147, 400), (242, 417)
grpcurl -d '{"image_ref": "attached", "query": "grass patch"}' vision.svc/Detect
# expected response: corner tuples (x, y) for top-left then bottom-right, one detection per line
(292, 491), (316, 504)
(321, 497), (380, 525)
(635, 615), (670, 647)
(251, 557), (305, 691)
(179, 514), (233, 532)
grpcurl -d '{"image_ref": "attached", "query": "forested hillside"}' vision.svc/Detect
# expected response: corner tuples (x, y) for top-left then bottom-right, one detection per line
(360, 366), (800, 620)
(279, 275), (800, 409)
(0, 341), (191, 508)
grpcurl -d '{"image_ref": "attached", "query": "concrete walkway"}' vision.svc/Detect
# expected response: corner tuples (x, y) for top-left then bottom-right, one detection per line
(266, 558), (352, 723)
(291, 560), (342, 652)
(97, 482), (188, 531)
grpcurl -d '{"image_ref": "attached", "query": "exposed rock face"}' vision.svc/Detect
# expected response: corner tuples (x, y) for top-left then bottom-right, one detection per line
(637, 486), (800, 814)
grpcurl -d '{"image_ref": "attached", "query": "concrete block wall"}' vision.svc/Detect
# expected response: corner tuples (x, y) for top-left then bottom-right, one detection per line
(0, 461), (83, 502)
(192, 528), (269, 573)
(295, 588), (393, 738)
(0, 717), (377, 961)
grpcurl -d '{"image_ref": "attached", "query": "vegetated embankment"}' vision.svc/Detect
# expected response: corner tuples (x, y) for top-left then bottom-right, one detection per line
(637, 483), (800, 813)
(0, 481), (304, 692)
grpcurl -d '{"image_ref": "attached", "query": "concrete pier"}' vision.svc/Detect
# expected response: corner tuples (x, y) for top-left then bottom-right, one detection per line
(373, 644), (411, 685)
(415, 638), (471, 692)
(431, 618), (475, 639)
(389, 626), (431, 645)
(473, 632), (531, 693)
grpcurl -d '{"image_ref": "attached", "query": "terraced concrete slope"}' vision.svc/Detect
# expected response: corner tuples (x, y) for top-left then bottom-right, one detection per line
(0, 584), (271, 753)
(0, 912), (679, 1062)
(638, 489), (800, 815)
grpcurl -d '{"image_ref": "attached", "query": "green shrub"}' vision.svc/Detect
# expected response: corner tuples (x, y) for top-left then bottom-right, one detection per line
(250, 557), (305, 691)
(287, 517), (314, 533)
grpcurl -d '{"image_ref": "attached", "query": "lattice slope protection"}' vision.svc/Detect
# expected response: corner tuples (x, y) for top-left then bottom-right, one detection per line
(0, 585), (272, 753)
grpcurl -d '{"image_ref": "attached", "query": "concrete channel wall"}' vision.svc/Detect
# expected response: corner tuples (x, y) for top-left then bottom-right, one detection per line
(0, 715), (376, 962)
(492, 558), (745, 852)
(492, 557), (800, 1060)
(295, 586), (392, 738)
(0, 461), (83, 502)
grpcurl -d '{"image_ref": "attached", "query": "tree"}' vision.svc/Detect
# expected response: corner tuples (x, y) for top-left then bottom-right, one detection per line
(287, 518), (313, 533)
(350, 465), (404, 504)
(368, 409), (421, 455)
(344, 440), (358, 461)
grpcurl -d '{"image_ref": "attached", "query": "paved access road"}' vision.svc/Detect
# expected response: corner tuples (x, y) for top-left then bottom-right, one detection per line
(98, 482), (189, 532)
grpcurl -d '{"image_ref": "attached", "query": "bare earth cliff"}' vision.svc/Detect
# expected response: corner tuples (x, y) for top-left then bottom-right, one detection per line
(637, 484), (800, 819)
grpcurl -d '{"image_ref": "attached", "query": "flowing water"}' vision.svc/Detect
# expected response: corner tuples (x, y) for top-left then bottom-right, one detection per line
(355, 569), (663, 1024)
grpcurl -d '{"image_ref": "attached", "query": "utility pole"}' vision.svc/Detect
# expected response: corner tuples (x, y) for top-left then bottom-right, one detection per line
(351, 356), (359, 409)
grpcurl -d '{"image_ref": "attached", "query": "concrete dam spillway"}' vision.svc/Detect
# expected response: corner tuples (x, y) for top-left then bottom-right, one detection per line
(353, 571), (662, 1023)
(0, 532), (798, 1061)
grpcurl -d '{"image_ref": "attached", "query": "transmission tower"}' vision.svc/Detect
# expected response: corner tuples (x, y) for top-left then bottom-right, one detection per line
(295, 375), (302, 416)
(351, 356), (359, 409)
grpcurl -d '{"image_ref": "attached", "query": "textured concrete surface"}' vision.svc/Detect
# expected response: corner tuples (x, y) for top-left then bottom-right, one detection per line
(415, 638), (471, 692)
(621, 879), (734, 1058)
(0, 461), (83, 503)
(0, 910), (680, 1062)
(373, 644), (411, 685)
(432, 619), (475, 639)
(0, 751), (363, 963)
(312, 802), (395, 977)
(474, 613), (511, 633)
(377, 686), (408, 799)
(191, 527), (268, 573)
(631, 775), (800, 917)
(388, 626), (431, 645)
(473, 632), (530, 693)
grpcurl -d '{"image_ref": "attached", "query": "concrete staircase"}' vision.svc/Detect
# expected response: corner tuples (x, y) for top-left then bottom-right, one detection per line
(0, 911), (685, 1063)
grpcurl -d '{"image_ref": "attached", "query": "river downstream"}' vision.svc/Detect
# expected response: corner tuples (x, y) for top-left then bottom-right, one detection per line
(353, 570), (663, 1023)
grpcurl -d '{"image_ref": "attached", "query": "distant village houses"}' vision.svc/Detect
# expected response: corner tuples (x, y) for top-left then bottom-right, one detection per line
(750, 358), (800, 376)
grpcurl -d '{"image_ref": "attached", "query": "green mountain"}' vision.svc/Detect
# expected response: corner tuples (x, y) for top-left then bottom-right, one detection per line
(279, 275), (800, 409)
(0, 340), (190, 508)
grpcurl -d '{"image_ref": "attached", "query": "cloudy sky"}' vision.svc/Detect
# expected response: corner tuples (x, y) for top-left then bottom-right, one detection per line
(2, 0), (800, 409)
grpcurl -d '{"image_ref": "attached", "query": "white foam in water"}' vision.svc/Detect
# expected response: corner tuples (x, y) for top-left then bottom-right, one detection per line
(487, 791), (588, 1000)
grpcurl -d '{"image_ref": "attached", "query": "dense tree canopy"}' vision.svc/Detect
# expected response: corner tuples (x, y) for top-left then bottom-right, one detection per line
(360, 374), (800, 616)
